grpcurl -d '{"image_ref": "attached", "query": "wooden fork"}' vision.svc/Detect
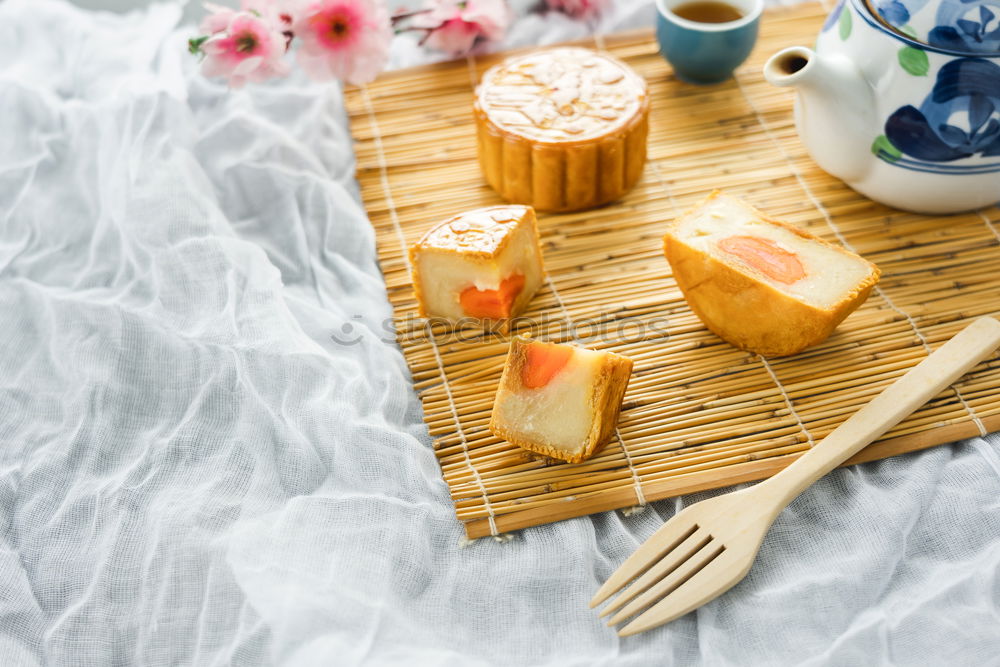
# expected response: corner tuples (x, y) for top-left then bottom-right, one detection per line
(591, 316), (1000, 637)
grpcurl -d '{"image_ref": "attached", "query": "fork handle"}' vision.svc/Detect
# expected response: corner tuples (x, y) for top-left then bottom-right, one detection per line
(758, 317), (1000, 514)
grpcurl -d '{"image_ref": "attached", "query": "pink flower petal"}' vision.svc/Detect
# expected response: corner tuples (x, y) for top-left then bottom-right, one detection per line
(460, 0), (509, 39)
(424, 19), (479, 56)
(199, 3), (237, 34)
(546, 0), (608, 19)
(198, 9), (291, 87)
(413, 0), (510, 56)
(292, 0), (391, 85)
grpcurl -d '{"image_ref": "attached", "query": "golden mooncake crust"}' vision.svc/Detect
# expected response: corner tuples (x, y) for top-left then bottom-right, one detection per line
(411, 205), (533, 259)
(474, 48), (649, 212)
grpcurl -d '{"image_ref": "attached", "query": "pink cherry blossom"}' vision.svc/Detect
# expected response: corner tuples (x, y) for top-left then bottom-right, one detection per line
(200, 1), (291, 35)
(200, 3), (238, 34)
(200, 12), (291, 88)
(546, 0), (608, 20)
(292, 0), (392, 86)
(412, 0), (509, 57)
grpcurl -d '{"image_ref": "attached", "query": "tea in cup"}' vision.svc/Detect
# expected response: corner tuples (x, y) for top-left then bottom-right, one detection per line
(655, 0), (764, 84)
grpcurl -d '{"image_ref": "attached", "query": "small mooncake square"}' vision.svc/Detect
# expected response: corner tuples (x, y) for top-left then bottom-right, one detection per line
(409, 206), (545, 329)
(489, 336), (633, 464)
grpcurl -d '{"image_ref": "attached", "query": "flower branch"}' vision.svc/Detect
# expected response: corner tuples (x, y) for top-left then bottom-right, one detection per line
(188, 0), (604, 88)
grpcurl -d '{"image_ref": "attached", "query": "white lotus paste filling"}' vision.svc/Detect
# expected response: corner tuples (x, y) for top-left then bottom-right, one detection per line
(676, 196), (873, 309)
(494, 346), (605, 455)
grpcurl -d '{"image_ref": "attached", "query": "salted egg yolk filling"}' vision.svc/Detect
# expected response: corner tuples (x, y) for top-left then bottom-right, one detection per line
(460, 273), (525, 319)
(521, 341), (573, 388)
(717, 235), (806, 285)
(494, 343), (605, 455)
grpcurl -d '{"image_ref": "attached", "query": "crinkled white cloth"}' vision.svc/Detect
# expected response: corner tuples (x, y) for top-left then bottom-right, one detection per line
(2, 1), (1000, 665)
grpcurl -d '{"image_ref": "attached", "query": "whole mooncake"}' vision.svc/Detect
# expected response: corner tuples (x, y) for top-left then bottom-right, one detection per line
(474, 47), (649, 212)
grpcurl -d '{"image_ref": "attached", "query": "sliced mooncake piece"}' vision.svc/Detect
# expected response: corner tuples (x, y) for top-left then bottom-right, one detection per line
(663, 191), (881, 357)
(489, 336), (633, 464)
(409, 205), (545, 329)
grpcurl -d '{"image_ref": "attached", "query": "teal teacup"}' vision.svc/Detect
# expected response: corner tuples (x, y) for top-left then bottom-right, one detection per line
(655, 0), (764, 84)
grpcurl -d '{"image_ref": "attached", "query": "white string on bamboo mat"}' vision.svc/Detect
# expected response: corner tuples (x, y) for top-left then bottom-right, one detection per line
(465, 54), (478, 91)
(980, 211), (1000, 244)
(544, 18), (647, 509)
(361, 85), (503, 538)
(649, 159), (819, 446)
(973, 214), (1000, 435)
(465, 42), (649, 518)
(732, 74), (989, 437)
(761, 355), (817, 447)
(617, 430), (648, 512)
(592, 28), (607, 53)
(972, 214), (999, 435)
(527, 9), (647, 507)
(545, 272), (649, 513)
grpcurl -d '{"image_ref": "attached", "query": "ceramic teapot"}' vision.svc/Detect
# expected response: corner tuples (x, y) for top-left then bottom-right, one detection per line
(763, 0), (1000, 214)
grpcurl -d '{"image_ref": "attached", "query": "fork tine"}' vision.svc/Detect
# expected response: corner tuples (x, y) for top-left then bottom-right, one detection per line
(605, 539), (723, 626)
(617, 549), (743, 636)
(598, 528), (710, 618)
(589, 514), (699, 608)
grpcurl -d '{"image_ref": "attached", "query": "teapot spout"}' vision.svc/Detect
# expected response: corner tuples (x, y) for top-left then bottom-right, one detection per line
(763, 47), (876, 184)
(763, 46), (826, 88)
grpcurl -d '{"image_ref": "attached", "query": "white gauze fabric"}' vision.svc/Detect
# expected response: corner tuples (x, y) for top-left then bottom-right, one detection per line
(1, 1), (999, 665)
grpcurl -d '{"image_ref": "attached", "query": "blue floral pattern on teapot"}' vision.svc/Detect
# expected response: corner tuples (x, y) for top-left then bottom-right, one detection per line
(884, 57), (1000, 161)
(873, 0), (1000, 53)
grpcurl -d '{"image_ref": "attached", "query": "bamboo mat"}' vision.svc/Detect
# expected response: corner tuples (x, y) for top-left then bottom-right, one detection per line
(344, 2), (1000, 539)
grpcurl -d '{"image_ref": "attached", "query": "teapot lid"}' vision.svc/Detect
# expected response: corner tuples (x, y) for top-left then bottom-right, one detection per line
(866, 0), (1000, 54)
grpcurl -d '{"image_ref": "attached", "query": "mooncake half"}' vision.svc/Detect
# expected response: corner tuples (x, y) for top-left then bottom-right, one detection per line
(663, 191), (881, 357)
